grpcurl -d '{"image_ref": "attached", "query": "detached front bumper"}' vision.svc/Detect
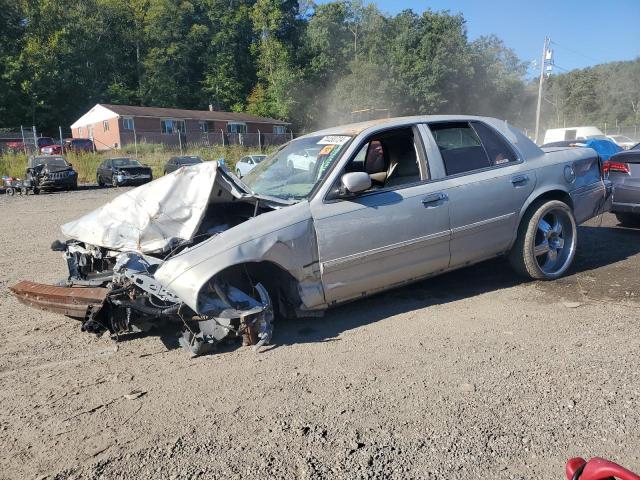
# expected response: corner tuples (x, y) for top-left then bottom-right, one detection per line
(10, 281), (108, 319)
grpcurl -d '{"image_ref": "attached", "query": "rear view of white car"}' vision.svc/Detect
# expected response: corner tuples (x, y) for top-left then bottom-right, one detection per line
(235, 154), (266, 177)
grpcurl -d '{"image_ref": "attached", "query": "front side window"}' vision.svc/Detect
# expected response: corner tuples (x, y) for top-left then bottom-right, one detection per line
(123, 117), (134, 130)
(429, 122), (490, 175)
(338, 127), (423, 192)
(242, 135), (352, 201)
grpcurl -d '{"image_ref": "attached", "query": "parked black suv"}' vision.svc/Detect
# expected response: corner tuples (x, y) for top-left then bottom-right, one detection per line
(96, 157), (153, 187)
(26, 155), (78, 192)
(163, 155), (203, 174)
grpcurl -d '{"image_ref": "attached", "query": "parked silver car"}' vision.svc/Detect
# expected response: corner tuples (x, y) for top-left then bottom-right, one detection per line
(12, 116), (611, 355)
(235, 154), (266, 177)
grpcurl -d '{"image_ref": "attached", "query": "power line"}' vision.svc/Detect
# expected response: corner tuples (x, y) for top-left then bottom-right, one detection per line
(549, 40), (608, 66)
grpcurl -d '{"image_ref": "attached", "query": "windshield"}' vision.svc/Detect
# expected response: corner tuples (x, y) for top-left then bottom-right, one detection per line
(177, 156), (202, 165)
(112, 158), (142, 167)
(241, 135), (352, 200)
(41, 157), (68, 167)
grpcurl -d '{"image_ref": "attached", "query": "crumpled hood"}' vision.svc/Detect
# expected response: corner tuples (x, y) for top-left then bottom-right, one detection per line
(40, 165), (73, 173)
(61, 162), (245, 253)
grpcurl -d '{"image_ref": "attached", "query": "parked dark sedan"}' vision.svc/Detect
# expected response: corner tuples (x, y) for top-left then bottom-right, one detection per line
(26, 155), (78, 192)
(64, 138), (95, 153)
(605, 143), (640, 226)
(163, 155), (203, 175)
(96, 157), (152, 187)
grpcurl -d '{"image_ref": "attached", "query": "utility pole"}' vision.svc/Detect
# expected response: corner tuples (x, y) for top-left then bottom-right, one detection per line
(534, 36), (550, 144)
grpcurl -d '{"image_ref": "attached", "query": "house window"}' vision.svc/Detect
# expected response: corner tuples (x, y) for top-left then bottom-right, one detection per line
(161, 119), (186, 134)
(199, 121), (208, 133)
(273, 125), (286, 134)
(227, 122), (247, 134)
(123, 117), (134, 130)
(103, 120), (110, 132)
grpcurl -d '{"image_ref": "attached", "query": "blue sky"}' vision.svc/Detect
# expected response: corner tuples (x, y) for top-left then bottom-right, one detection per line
(318, 0), (640, 74)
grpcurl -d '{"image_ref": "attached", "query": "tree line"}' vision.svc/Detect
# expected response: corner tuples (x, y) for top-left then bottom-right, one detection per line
(0, 0), (638, 136)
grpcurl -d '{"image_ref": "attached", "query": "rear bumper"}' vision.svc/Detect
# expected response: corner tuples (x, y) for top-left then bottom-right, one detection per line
(611, 183), (640, 213)
(611, 202), (640, 214)
(10, 281), (108, 319)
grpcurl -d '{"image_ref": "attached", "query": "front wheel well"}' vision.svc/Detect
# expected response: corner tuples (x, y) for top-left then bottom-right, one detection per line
(206, 261), (302, 318)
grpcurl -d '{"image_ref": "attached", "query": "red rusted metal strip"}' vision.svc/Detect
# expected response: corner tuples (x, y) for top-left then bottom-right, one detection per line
(9, 280), (108, 318)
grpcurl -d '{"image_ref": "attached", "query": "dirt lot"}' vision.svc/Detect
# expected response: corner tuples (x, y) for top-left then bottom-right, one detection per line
(0, 187), (638, 479)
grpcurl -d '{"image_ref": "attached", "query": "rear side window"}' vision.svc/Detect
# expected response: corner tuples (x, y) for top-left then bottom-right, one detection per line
(471, 121), (518, 166)
(429, 122), (490, 175)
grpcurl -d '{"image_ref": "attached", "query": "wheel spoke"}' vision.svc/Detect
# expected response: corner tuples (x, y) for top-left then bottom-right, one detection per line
(551, 220), (563, 236)
(538, 218), (551, 235)
(534, 240), (550, 256)
(546, 248), (558, 265)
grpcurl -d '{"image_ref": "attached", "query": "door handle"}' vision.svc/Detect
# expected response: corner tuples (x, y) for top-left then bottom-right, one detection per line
(511, 174), (529, 186)
(422, 192), (448, 207)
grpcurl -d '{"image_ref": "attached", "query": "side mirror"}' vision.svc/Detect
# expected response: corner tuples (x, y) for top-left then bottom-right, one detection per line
(340, 172), (371, 195)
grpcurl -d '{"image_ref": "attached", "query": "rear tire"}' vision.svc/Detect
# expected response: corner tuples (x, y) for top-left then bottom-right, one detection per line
(509, 199), (577, 280)
(615, 212), (640, 227)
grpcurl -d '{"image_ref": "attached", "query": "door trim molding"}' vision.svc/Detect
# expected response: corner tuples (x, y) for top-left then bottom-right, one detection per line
(321, 230), (450, 274)
(451, 212), (515, 239)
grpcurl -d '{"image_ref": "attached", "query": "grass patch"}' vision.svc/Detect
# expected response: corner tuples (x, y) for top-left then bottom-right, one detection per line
(0, 145), (277, 183)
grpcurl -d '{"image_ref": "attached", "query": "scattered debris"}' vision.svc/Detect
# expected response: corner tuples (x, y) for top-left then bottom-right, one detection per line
(562, 301), (583, 308)
(124, 390), (146, 400)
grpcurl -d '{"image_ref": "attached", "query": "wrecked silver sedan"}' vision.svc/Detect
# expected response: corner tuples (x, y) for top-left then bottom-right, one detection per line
(11, 116), (611, 355)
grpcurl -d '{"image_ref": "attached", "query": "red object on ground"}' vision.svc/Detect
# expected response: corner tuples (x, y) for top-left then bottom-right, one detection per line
(566, 457), (640, 480)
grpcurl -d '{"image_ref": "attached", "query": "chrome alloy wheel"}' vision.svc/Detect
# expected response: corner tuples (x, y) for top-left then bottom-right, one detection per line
(533, 208), (576, 275)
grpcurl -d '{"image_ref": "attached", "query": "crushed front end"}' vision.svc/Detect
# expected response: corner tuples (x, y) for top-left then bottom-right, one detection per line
(11, 243), (273, 356)
(10, 163), (276, 356)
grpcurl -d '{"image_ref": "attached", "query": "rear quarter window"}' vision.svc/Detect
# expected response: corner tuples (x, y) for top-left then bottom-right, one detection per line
(429, 122), (490, 175)
(471, 121), (518, 166)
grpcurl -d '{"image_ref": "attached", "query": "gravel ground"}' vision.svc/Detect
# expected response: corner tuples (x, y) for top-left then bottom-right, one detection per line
(0, 187), (638, 480)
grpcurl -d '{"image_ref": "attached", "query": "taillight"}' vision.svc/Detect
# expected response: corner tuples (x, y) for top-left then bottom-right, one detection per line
(603, 160), (630, 175)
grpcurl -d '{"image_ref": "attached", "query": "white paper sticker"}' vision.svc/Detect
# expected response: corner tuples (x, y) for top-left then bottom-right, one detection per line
(317, 135), (351, 145)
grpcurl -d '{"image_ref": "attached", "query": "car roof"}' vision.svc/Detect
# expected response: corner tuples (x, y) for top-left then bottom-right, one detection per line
(299, 115), (513, 137)
(296, 115), (542, 159)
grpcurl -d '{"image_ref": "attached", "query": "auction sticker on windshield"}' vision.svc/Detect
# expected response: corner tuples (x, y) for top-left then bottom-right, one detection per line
(318, 135), (351, 145)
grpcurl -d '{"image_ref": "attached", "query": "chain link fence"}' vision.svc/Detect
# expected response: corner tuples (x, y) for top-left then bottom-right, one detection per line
(119, 130), (293, 156)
